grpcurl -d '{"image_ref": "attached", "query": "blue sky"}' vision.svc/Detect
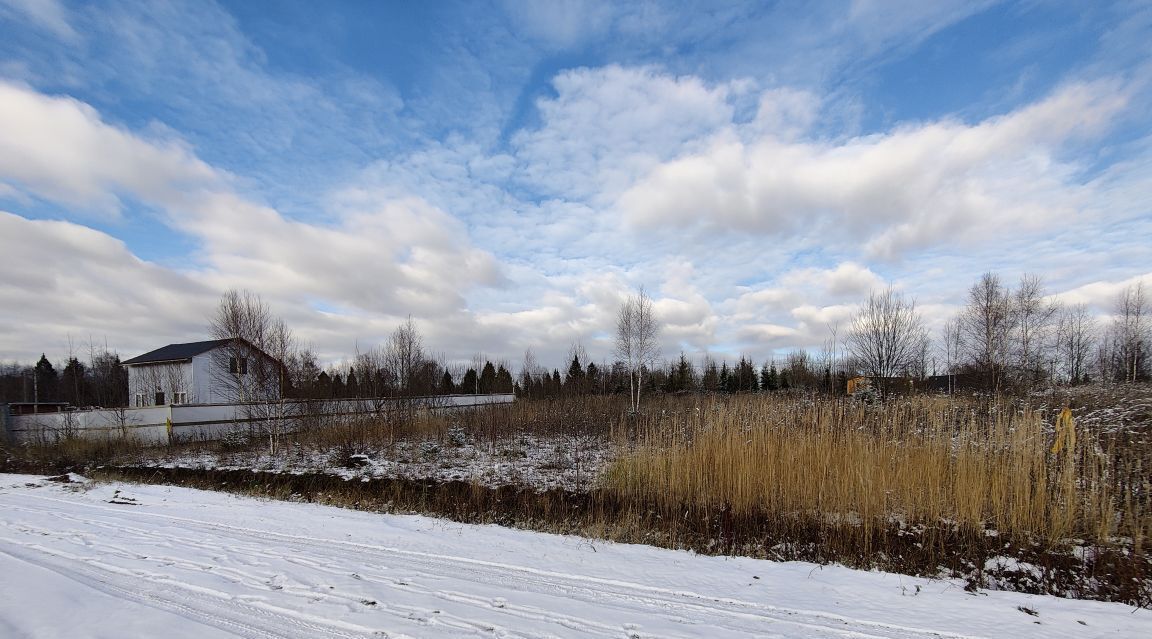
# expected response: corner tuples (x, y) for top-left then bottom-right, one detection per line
(1, 0), (1150, 369)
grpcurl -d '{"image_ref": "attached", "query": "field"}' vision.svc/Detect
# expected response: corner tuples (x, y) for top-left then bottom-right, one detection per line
(3, 473), (1150, 638)
(3, 386), (1151, 606)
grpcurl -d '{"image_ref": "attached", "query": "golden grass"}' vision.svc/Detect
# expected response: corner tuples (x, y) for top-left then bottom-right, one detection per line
(604, 394), (1149, 546)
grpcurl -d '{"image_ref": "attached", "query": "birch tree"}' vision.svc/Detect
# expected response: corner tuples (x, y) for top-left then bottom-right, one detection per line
(1056, 304), (1096, 384)
(615, 287), (660, 413)
(1011, 274), (1059, 390)
(959, 273), (1016, 392)
(1112, 281), (1149, 382)
(209, 289), (296, 452)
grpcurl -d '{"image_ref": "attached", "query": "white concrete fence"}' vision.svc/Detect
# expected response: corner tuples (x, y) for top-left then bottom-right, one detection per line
(1, 394), (515, 446)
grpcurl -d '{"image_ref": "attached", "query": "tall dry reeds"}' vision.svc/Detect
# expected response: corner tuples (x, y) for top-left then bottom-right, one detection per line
(604, 394), (1149, 547)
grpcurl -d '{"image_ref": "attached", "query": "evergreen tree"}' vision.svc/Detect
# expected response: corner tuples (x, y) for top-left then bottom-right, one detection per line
(440, 370), (455, 394)
(89, 351), (127, 407)
(719, 362), (731, 394)
(566, 355), (585, 394)
(316, 371), (332, 397)
(779, 370), (790, 390)
(61, 357), (87, 406)
(736, 356), (757, 392)
(331, 373), (345, 398)
(495, 365), (514, 393)
(479, 361), (497, 394)
(585, 362), (600, 394)
(763, 364), (779, 391)
(548, 369), (561, 397)
(702, 360), (720, 392)
(34, 354), (58, 402)
(672, 353), (694, 392)
(461, 368), (478, 394)
(345, 367), (359, 397)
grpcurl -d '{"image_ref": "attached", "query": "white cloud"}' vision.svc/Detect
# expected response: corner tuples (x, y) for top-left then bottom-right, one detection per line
(617, 80), (1129, 259)
(0, 212), (215, 361)
(1054, 274), (1152, 312)
(779, 262), (886, 298)
(0, 80), (221, 216)
(0, 84), (505, 364)
(512, 65), (742, 201)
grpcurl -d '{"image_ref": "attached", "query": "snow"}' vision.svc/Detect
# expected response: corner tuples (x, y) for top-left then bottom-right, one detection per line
(1, 474), (1148, 638)
(142, 433), (614, 492)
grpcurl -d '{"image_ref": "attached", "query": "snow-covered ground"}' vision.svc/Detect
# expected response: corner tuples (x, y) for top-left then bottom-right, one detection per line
(1, 474), (1147, 639)
(142, 433), (613, 492)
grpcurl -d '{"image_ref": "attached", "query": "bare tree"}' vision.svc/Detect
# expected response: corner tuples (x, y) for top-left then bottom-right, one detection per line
(1011, 274), (1059, 390)
(1056, 304), (1096, 384)
(939, 317), (963, 394)
(384, 317), (427, 397)
(1111, 281), (1149, 382)
(847, 289), (928, 387)
(615, 287), (661, 413)
(209, 289), (296, 452)
(959, 273), (1016, 392)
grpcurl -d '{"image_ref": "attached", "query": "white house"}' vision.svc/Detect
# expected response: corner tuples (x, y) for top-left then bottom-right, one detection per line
(123, 339), (282, 406)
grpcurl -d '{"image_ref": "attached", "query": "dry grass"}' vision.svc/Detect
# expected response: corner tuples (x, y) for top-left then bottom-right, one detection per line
(286, 395), (628, 454)
(604, 394), (1150, 549)
(1, 433), (147, 474)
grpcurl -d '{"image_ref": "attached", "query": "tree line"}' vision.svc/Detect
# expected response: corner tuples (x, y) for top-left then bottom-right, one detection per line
(845, 273), (1150, 394)
(0, 347), (128, 407)
(3, 275), (1147, 408)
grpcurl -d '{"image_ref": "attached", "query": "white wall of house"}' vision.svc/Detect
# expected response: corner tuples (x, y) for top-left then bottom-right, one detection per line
(128, 344), (282, 407)
(191, 352), (220, 404)
(127, 362), (193, 407)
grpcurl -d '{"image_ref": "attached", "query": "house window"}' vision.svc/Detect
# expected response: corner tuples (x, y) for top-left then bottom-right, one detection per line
(135, 393), (146, 407)
(229, 356), (248, 375)
(174, 391), (187, 404)
(155, 391), (166, 406)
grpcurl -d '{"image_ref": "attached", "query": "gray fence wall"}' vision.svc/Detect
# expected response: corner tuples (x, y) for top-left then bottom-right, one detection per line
(1, 394), (514, 446)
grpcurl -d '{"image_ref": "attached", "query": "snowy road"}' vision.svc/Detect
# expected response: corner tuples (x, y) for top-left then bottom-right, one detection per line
(0, 474), (1146, 638)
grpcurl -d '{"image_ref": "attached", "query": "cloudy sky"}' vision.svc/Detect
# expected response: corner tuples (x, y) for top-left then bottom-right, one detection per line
(1, 0), (1150, 370)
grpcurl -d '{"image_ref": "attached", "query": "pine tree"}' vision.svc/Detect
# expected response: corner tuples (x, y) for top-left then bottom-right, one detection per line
(440, 370), (455, 394)
(736, 356), (757, 392)
(702, 360), (720, 392)
(566, 355), (585, 395)
(461, 368), (478, 394)
(495, 365), (514, 393)
(763, 364), (779, 391)
(61, 357), (87, 406)
(346, 367), (359, 398)
(34, 354), (59, 402)
(585, 362), (600, 394)
(479, 361), (497, 394)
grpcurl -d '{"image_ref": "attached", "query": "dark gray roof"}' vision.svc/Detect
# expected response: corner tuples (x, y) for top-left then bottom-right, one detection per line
(122, 339), (233, 365)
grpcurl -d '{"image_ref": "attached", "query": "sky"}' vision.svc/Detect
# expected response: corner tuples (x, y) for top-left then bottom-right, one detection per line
(1, 0), (1150, 371)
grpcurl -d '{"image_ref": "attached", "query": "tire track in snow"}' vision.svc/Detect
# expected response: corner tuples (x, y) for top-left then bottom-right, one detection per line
(0, 543), (378, 639)
(3, 490), (978, 638)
